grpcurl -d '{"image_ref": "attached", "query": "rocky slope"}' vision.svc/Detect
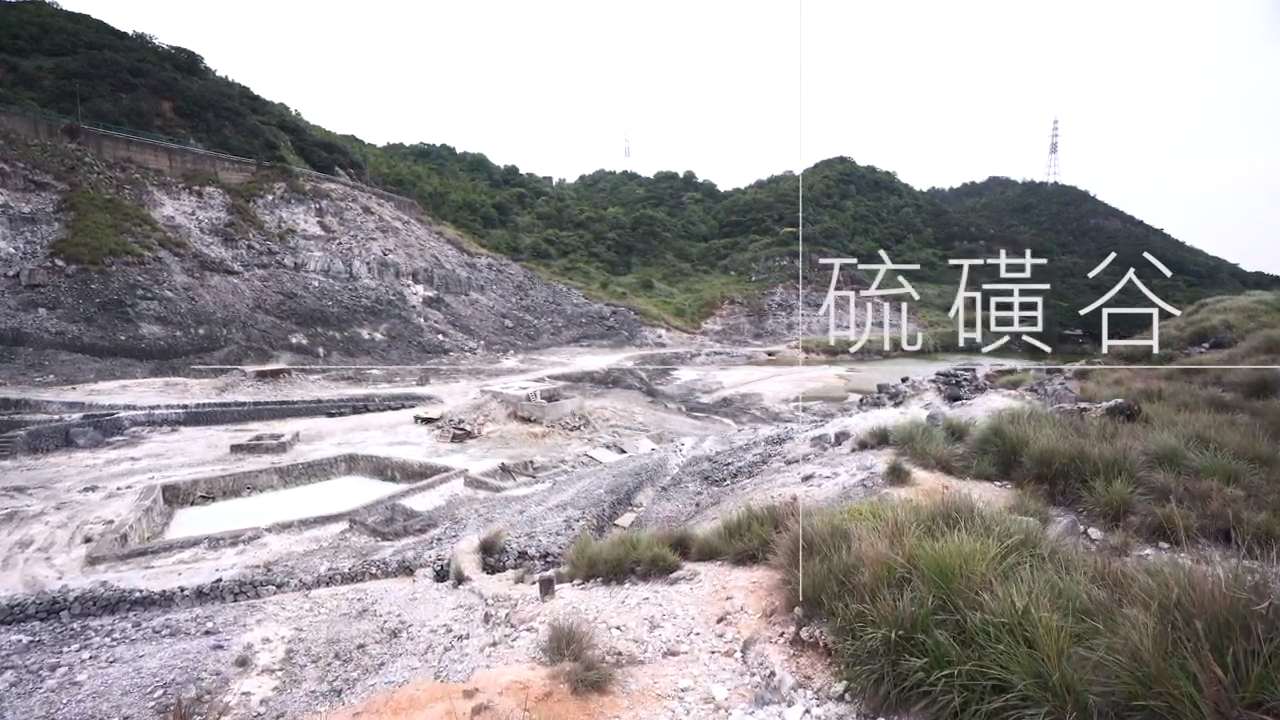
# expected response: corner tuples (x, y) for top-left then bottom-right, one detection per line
(697, 283), (918, 347)
(0, 135), (650, 382)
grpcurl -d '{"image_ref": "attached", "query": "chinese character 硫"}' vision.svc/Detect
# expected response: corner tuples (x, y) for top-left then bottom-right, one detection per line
(819, 250), (923, 352)
(1078, 251), (1181, 355)
(948, 249), (1053, 353)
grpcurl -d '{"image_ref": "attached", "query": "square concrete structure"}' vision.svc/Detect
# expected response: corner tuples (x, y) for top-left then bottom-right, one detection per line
(586, 447), (626, 464)
(618, 437), (659, 456)
(243, 365), (294, 380)
(230, 431), (300, 455)
(513, 395), (584, 424)
(482, 380), (583, 424)
(481, 380), (563, 405)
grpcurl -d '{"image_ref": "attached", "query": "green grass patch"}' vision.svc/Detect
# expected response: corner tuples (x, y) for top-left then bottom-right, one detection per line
(879, 298), (1280, 552)
(1110, 291), (1280, 361)
(770, 495), (1280, 720)
(563, 502), (801, 582)
(889, 405), (1280, 550)
(563, 531), (682, 582)
(50, 187), (183, 265)
(527, 264), (757, 331)
(994, 371), (1032, 389)
(689, 503), (799, 564)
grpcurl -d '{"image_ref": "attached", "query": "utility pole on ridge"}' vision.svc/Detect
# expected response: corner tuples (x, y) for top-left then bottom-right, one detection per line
(1044, 117), (1061, 184)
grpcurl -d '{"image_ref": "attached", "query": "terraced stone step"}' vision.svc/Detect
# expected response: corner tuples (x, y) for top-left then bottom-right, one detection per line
(0, 433), (17, 460)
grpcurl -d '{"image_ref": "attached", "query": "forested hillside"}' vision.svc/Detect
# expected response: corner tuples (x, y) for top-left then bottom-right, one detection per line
(3, 0), (1276, 339)
(0, 0), (364, 175)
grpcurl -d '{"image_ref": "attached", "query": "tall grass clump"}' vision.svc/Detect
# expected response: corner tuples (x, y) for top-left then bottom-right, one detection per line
(690, 502), (799, 564)
(563, 532), (682, 582)
(771, 495), (1280, 720)
(540, 618), (616, 695)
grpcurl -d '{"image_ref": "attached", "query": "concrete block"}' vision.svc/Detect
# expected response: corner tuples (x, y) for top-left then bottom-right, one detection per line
(618, 437), (658, 456)
(586, 447), (625, 464)
(229, 431), (300, 455)
(538, 572), (556, 600)
(414, 410), (442, 424)
(243, 366), (293, 380)
(513, 395), (584, 424)
(481, 381), (563, 406)
(19, 267), (53, 287)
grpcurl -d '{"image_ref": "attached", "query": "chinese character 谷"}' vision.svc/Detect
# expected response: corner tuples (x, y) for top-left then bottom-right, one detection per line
(948, 249), (1053, 353)
(1078, 251), (1181, 355)
(819, 250), (923, 352)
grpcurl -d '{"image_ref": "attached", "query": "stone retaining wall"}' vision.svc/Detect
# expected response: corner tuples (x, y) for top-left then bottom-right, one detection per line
(159, 453), (453, 506)
(115, 486), (171, 548)
(84, 455), (460, 566)
(0, 107), (431, 224)
(461, 460), (545, 492)
(17, 415), (131, 454)
(3, 393), (434, 457)
(0, 393), (433, 414)
(0, 556), (425, 627)
(0, 397), (108, 414)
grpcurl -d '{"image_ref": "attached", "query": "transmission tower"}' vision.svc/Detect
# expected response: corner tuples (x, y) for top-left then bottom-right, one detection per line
(1044, 117), (1061, 184)
(624, 129), (631, 159)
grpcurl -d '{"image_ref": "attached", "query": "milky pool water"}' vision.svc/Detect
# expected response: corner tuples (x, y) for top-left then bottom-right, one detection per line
(163, 475), (403, 540)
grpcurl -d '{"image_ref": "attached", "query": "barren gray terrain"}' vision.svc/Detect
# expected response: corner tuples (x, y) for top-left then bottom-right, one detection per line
(0, 343), (1031, 720)
(0, 134), (654, 385)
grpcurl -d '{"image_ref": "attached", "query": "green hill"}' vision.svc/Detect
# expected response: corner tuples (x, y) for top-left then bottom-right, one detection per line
(0, 0), (364, 176)
(4, 0), (1277, 340)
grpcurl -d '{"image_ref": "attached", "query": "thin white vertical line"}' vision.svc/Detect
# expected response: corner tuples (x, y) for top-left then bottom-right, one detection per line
(796, 0), (804, 606)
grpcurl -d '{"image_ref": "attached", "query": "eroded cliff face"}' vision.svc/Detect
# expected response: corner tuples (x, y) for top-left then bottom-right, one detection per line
(0, 136), (647, 381)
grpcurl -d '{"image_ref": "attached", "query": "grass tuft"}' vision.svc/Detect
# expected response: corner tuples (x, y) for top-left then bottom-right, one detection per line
(891, 420), (969, 474)
(478, 527), (508, 558)
(540, 618), (617, 695)
(541, 618), (597, 665)
(165, 693), (228, 720)
(883, 457), (913, 486)
(855, 424), (894, 450)
(449, 558), (470, 587)
(562, 654), (617, 695)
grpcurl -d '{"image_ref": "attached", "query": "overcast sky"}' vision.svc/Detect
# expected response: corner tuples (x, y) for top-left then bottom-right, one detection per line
(56, 0), (1280, 275)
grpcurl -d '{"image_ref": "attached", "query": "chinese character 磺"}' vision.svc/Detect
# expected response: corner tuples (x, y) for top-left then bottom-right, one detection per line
(819, 250), (924, 352)
(948, 249), (1053, 354)
(1078, 251), (1181, 355)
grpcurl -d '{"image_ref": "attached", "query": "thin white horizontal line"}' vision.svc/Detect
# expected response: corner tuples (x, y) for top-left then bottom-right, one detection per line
(994, 365), (1280, 370)
(188, 364), (1280, 371)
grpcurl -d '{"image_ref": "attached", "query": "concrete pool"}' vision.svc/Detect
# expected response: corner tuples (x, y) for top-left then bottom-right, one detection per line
(163, 475), (404, 540)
